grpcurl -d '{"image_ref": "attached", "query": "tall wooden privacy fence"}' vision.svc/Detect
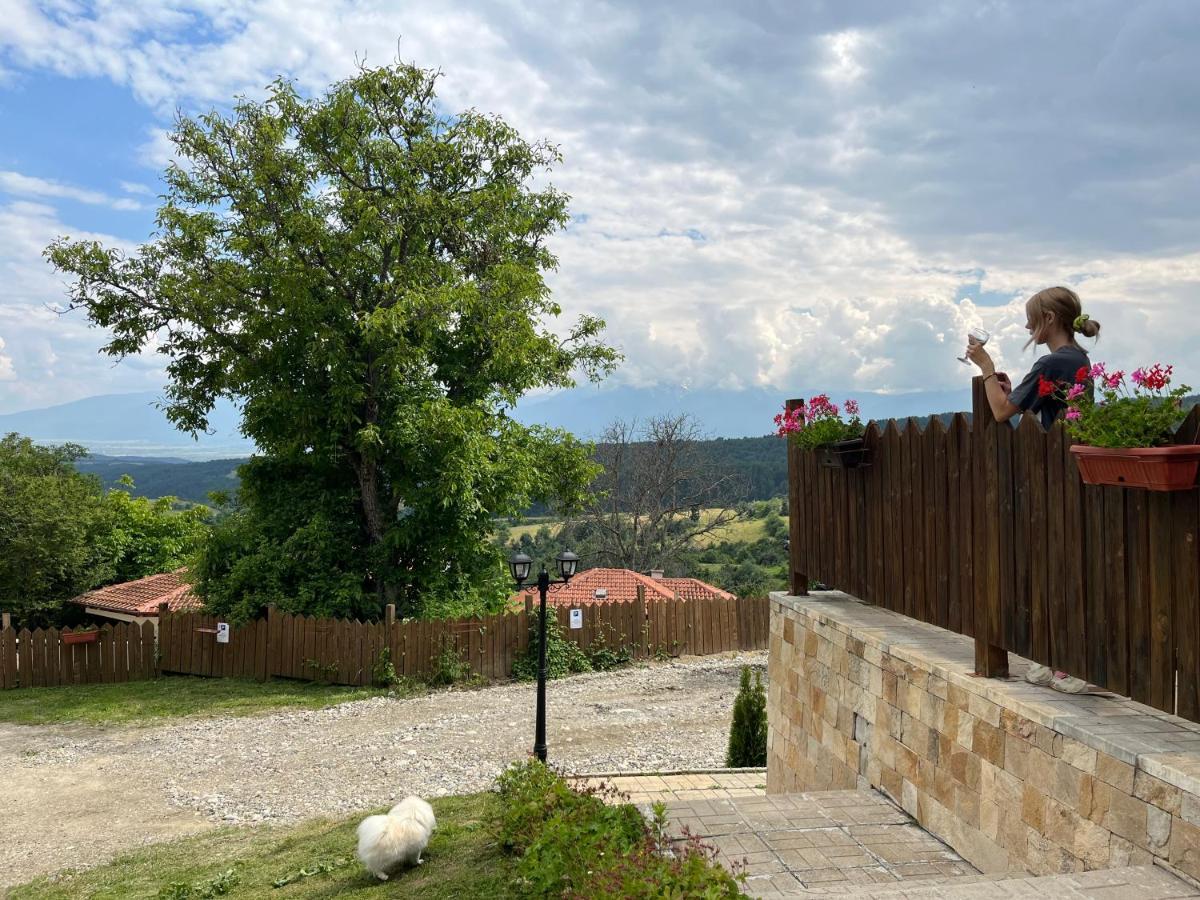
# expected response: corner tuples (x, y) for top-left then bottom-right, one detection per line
(159, 594), (770, 686)
(0, 619), (157, 689)
(786, 379), (1200, 721)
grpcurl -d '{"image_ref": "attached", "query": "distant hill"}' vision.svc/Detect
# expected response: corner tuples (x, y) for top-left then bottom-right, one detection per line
(76, 455), (244, 505)
(0, 392), (254, 459)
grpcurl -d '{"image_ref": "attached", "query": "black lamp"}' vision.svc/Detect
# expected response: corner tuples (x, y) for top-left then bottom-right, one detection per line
(509, 548), (578, 763)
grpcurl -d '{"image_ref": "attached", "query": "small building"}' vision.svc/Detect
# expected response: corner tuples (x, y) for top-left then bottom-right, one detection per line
(514, 566), (735, 607)
(70, 569), (202, 628)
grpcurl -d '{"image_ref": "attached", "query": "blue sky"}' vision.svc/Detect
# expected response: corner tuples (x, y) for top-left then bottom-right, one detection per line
(1, 1), (1199, 416)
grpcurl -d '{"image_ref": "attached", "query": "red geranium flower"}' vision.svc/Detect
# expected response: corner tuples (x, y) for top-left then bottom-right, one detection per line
(1037, 374), (1057, 398)
(1075, 366), (1089, 382)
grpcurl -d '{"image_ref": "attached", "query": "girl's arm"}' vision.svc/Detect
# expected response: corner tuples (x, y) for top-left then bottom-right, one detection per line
(982, 371), (1021, 422)
(966, 344), (1021, 422)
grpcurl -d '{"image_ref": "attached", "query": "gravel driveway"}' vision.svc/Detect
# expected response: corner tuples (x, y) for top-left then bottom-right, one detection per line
(1, 651), (765, 889)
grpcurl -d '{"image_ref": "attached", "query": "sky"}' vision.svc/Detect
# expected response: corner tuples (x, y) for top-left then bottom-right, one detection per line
(1, 0), (1199, 418)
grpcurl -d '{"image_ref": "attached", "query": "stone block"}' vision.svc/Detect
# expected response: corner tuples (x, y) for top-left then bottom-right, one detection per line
(1086, 778), (1154, 851)
(1133, 769), (1183, 816)
(901, 778), (919, 817)
(1021, 784), (1045, 832)
(972, 719), (1006, 769)
(956, 711), (977, 749)
(1094, 753), (1135, 794)
(969, 693), (1002, 728)
(1057, 737), (1098, 775)
(1170, 816), (1200, 881)
(1004, 733), (1031, 781)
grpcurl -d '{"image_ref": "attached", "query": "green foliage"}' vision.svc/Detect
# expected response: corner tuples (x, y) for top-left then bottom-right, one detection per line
(157, 867), (239, 899)
(1062, 366), (1194, 448)
(0, 434), (209, 627)
(427, 639), (480, 687)
(271, 856), (352, 888)
(726, 666), (768, 768)
(46, 60), (618, 622)
(511, 614), (592, 680)
(492, 761), (743, 899)
(584, 629), (633, 672)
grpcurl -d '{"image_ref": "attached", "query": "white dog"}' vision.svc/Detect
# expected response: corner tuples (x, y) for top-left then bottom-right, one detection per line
(356, 796), (437, 880)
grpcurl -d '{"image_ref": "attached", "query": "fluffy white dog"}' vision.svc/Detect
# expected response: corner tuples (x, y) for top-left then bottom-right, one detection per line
(356, 796), (437, 880)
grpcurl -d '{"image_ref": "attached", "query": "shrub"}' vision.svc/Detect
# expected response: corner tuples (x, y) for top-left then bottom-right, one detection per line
(492, 761), (743, 899)
(512, 615), (592, 681)
(585, 628), (633, 672)
(1058, 362), (1193, 448)
(426, 639), (480, 687)
(774, 395), (863, 450)
(726, 666), (767, 767)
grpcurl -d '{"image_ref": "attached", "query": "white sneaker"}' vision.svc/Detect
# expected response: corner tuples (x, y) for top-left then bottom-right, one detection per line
(1051, 671), (1089, 694)
(1025, 664), (1054, 686)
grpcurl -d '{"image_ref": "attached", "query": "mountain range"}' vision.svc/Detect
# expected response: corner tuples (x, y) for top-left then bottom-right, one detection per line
(0, 384), (974, 459)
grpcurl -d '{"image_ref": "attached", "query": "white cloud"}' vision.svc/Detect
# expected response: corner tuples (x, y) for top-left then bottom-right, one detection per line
(0, 337), (15, 381)
(0, 0), (1198, 415)
(0, 170), (144, 210)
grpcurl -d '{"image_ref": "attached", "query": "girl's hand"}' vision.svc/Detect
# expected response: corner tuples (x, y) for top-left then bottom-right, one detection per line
(996, 372), (1012, 396)
(966, 341), (993, 373)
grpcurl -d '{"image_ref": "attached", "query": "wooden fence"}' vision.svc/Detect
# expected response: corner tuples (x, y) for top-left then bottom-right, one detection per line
(786, 378), (1200, 721)
(159, 594), (771, 686)
(0, 618), (157, 689)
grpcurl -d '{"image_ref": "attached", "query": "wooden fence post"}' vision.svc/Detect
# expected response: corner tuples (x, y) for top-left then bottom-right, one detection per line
(786, 397), (809, 596)
(635, 584), (647, 659)
(1, 612), (9, 630)
(385, 604), (396, 626)
(972, 376), (1009, 678)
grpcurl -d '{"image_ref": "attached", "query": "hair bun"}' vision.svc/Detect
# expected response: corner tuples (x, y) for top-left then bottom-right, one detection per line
(1073, 313), (1101, 338)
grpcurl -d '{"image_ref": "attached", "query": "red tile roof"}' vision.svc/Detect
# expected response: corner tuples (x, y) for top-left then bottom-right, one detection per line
(71, 570), (202, 617)
(512, 567), (735, 606)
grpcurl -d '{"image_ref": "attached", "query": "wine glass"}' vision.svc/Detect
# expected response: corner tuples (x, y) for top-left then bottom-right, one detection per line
(958, 327), (990, 365)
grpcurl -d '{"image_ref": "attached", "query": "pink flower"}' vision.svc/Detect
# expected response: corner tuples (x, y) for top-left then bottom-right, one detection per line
(1089, 363), (1107, 380)
(844, 399), (860, 416)
(1103, 370), (1124, 390)
(1131, 368), (1147, 387)
(1065, 408), (1081, 421)
(1066, 383), (1086, 401)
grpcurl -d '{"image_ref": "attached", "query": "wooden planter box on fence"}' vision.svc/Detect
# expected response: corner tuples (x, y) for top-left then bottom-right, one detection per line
(1070, 444), (1200, 491)
(61, 629), (99, 645)
(816, 438), (870, 469)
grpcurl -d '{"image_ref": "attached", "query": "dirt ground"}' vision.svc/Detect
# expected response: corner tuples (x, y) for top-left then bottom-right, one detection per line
(0, 651), (764, 890)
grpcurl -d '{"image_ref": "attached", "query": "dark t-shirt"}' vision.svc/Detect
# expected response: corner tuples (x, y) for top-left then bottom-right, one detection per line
(1008, 345), (1091, 429)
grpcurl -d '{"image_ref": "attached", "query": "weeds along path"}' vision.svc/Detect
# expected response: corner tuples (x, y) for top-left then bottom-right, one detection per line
(0, 651), (765, 889)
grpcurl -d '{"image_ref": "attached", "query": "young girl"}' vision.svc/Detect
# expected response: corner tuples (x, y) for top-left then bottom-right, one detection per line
(965, 285), (1101, 692)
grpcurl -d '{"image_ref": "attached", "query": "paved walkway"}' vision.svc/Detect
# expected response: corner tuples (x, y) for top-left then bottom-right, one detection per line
(570, 768), (767, 804)
(613, 780), (1200, 898)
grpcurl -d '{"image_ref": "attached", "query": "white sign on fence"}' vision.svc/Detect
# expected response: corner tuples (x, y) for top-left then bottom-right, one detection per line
(569, 608), (583, 630)
(216, 622), (230, 644)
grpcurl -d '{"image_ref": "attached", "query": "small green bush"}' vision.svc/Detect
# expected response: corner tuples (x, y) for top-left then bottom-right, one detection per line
(511, 616), (591, 681)
(492, 761), (743, 898)
(427, 639), (479, 687)
(726, 666), (767, 767)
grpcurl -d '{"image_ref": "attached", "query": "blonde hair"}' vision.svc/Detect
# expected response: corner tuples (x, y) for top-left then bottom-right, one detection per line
(1025, 286), (1100, 348)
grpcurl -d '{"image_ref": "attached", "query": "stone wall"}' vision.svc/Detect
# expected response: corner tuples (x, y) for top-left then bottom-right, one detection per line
(768, 591), (1200, 881)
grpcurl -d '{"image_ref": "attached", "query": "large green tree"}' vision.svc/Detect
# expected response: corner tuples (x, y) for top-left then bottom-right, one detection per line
(47, 61), (618, 620)
(0, 434), (209, 627)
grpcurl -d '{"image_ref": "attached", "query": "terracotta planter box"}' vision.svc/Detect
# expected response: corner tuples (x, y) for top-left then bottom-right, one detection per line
(816, 438), (870, 469)
(1070, 444), (1200, 491)
(62, 629), (99, 645)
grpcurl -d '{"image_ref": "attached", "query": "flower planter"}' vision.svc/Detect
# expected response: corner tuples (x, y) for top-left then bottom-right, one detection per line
(62, 629), (99, 645)
(1070, 444), (1200, 492)
(816, 438), (870, 469)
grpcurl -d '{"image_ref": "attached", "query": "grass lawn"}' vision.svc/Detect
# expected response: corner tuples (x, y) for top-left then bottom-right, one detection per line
(0, 675), (397, 727)
(11, 794), (516, 900)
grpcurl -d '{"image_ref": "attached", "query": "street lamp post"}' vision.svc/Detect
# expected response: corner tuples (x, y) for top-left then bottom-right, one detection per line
(509, 549), (579, 763)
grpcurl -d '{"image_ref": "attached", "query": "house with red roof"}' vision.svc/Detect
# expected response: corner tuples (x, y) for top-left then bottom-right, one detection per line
(70, 569), (202, 627)
(513, 567), (734, 607)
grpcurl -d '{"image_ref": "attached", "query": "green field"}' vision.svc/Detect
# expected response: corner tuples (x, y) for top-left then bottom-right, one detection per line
(0, 676), (396, 727)
(11, 794), (513, 899)
(500, 507), (786, 548)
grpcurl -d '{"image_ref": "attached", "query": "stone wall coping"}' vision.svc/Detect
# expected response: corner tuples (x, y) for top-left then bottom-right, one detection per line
(770, 590), (1200, 799)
